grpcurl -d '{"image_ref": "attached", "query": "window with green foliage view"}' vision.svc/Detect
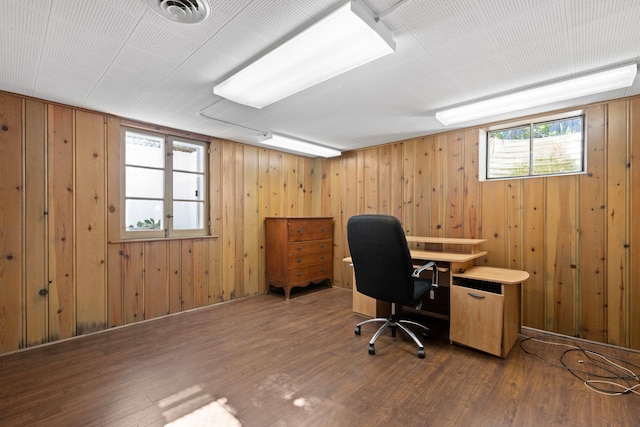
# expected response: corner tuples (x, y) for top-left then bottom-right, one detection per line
(486, 115), (584, 179)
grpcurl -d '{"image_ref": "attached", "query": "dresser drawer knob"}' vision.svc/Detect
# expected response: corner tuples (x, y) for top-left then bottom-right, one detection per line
(296, 246), (303, 251)
(320, 227), (325, 232)
(320, 267), (326, 273)
(297, 228), (303, 233)
(296, 258), (302, 263)
(320, 255), (325, 260)
(297, 272), (303, 277)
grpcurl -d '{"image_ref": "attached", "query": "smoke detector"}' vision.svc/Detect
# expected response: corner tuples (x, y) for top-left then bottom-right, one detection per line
(145, 0), (211, 24)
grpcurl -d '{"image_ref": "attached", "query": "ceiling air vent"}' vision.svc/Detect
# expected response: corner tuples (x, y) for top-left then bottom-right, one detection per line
(145, 0), (211, 24)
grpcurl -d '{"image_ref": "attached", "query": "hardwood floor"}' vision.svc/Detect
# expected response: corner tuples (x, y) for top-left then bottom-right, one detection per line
(1, 286), (639, 426)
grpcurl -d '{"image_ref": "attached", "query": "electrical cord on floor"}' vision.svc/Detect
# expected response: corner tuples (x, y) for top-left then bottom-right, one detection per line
(519, 334), (640, 396)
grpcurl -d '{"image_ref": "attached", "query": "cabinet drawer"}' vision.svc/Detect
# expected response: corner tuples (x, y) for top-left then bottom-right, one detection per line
(288, 251), (331, 267)
(287, 219), (332, 242)
(288, 240), (331, 256)
(450, 285), (503, 356)
(288, 263), (332, 285)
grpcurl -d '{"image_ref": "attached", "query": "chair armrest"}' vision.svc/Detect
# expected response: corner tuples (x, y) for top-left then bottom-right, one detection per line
(412, 261), (439, 288)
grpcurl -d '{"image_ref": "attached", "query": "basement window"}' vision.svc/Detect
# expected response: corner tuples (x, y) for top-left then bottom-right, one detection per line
(480, 111), (585, 180)
(122, 127), (209, 238)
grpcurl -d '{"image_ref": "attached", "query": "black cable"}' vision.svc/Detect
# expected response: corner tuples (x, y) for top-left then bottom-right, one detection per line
(519, 334), (640, 396)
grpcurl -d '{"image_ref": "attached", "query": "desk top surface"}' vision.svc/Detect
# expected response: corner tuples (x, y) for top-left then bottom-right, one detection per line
(405, 236), (486, 245)
(453, 266), (529, 284)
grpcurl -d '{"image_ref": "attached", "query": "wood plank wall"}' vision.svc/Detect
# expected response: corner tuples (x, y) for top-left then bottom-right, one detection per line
(319, 99), (640, 350)
(0, 92), (318, 355)
(1, 90), (640, 354)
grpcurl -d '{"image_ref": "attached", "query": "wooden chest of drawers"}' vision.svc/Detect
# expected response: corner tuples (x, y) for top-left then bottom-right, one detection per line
(265, 217), (333, 300)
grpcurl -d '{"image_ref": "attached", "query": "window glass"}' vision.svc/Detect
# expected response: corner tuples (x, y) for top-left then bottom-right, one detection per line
(484, 114), (584, 180)
(173, 201), (204, 230)
(487, 126), (530, 179)
(532, 117), (583, 175)
(126, 199), (164, 230)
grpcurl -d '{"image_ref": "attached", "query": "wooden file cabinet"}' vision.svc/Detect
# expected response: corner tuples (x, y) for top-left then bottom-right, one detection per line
(265, 217), (333, 300)
(450, 266), (528, 358)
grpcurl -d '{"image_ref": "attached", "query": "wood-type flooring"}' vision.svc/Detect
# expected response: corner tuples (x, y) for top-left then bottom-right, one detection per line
(1, 286), (639, 426)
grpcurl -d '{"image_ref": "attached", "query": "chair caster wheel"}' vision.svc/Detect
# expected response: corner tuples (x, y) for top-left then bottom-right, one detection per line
(354, 326), (361, 335)
(418, 348), (425, 359)
(368, 344), (375, 355)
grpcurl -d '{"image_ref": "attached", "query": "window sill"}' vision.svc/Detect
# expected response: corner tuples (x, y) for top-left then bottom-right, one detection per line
(109, 235), (218, 244)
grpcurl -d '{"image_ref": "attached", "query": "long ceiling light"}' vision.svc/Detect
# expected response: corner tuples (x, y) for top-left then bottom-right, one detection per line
(259, 133), (341, 158)
(435, 63), (638, 125)
(213, 0), (395, 109)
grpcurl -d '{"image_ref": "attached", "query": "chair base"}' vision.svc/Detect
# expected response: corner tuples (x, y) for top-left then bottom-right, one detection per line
(354, 305), (429, 358)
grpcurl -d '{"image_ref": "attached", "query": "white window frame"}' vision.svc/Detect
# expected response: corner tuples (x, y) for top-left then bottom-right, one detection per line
(121, 126), (210, 239)
(479, 110), (586, 181)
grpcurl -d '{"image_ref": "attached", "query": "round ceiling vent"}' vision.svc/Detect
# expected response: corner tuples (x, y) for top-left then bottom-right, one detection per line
(145, 0), (211, 24)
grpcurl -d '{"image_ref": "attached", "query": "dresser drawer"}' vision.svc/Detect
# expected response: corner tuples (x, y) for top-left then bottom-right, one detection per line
(287, 219), (332, 242)
(288, 250), (331, 267)
(288, 263), (332, 285)
(288, 240), (331, 256)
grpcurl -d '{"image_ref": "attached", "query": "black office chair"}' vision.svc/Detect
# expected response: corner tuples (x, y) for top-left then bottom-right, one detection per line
(347, 215), (438, 358)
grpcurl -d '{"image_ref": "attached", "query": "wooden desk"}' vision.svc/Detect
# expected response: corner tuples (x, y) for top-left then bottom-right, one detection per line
(344, 236), (529, 357)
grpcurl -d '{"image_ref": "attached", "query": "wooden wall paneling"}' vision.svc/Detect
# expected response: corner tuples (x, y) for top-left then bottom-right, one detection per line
(24, 99), (48, 346)
(402, 140), (416, 235)
(522, 178), (546, 329)
(331, 156), (348, 289)
(506, 180), (524, 271)
(209, 139), (223, 299)
(606, 100), (630, 346)
(430, 135), (445, 237)
(301, 157), (314, 216)
(221, 140), (236, 301)
(193, 239), (209, 307)
(47, 105), (75, 341)
(269, 151), (285, 216)
(75, 110), (107, 334)
(181, 239), (194, 309)
(413, 137), (433, 238)
(363, 147), (378, 213)
(378, 144), (391, 215)
(339, 152), (360, 289)
(630, 97), (640, 350)
(579, 104), (607, 342)
(122, 242), (144, 323)
(390, 143), (404, 220)
(544, 175), (578, 336)
(285, 154), (297, 216)
(168, 240), (182, 312)
(107, 244), (123, 327)
(232, 144), (244, 300)
(462, 129), (482, 239)
(144, 241), (169, 318)
(480, 180), (507, 266)
(442, 131), (464, 242)
(106, 117), (123, 327)
(311, 157), (323, 215)
(324, 157), (341, 286)
(207, 238), (223, 303)
(0, 93), (23, 353)
(243, 145), (260, 297)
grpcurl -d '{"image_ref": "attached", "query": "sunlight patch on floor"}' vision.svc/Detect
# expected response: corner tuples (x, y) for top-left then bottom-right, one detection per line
(159, 385), (241, 426)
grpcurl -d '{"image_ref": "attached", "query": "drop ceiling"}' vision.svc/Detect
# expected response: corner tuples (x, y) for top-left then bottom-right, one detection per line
(1, 0), (639, 152)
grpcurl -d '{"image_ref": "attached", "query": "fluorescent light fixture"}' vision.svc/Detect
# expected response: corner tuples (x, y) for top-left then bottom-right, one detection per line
(259, 133), (341, 158)
(435, 63), (638, 125)
(213, 0), (395, 108)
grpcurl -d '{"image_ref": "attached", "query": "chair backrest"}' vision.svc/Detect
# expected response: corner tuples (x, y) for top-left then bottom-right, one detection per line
(347, 215), (416, 304)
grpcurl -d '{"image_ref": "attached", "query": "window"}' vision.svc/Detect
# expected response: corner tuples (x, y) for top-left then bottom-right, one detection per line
(481, 112), (585, 180)
(122, 127), (209, 238)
